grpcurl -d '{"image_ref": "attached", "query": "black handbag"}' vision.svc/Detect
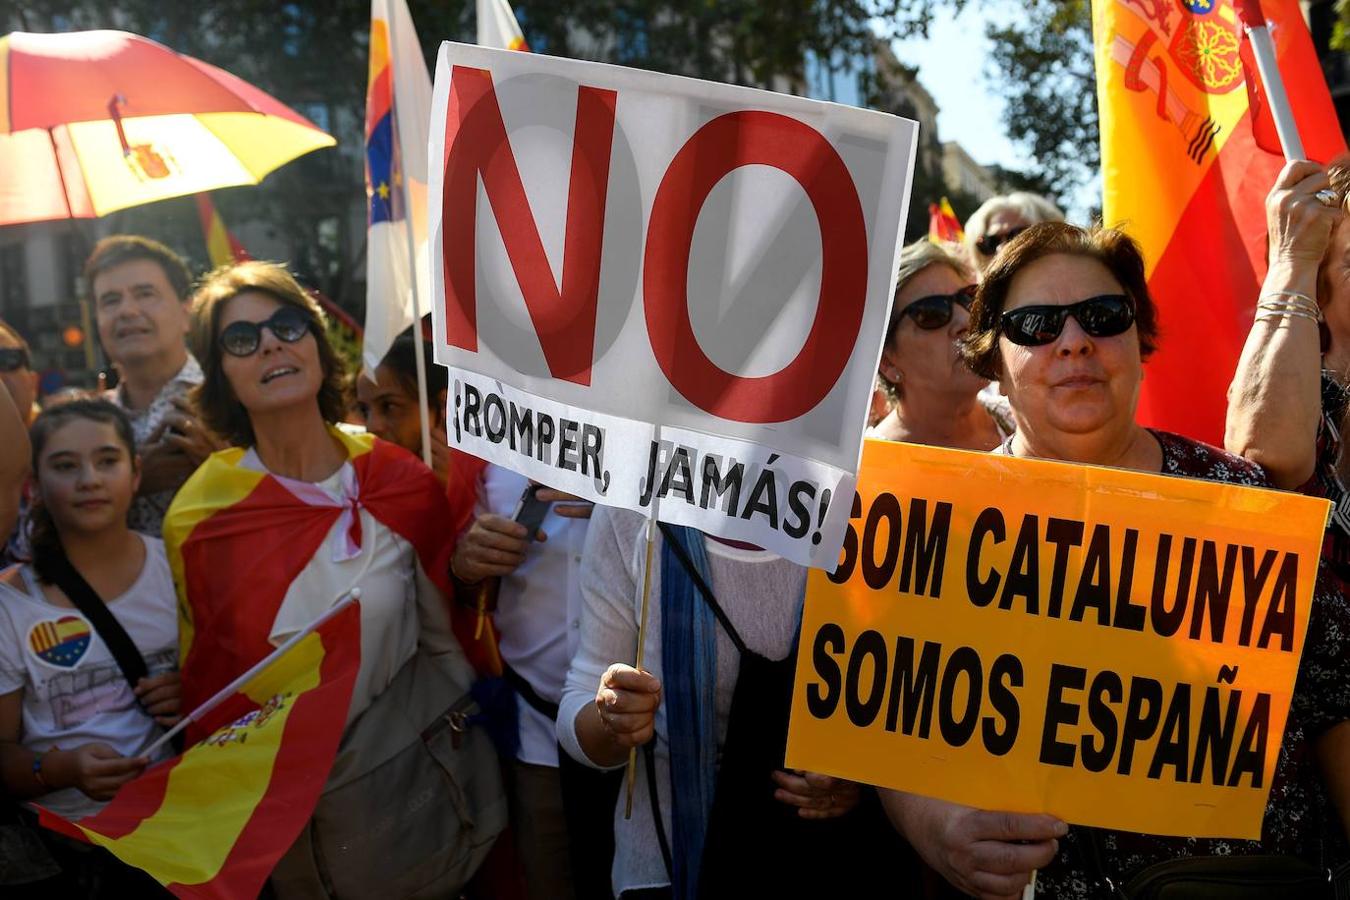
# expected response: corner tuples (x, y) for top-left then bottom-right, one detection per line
(1124, 855), (1335, 899)
(1081, 826), (1350, 900)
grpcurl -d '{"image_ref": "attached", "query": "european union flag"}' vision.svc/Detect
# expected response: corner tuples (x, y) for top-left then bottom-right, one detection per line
(366, 111), (397, 225)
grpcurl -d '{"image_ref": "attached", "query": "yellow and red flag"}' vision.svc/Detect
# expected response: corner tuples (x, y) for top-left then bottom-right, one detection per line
(195, 193), (251, 268)
(165, 429), (466, 709)
(927, 196), (964, 244)
(38, 602), (361, 898)
(1093, 0), (1344, 443)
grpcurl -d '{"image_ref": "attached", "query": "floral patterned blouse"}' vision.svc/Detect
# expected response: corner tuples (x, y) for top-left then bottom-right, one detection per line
(1307, 372), (1350, 585)
(1016, 430), (1350, 897)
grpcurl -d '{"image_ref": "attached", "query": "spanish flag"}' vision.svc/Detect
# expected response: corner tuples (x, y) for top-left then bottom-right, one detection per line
(38, 602), (361, 898)
(1093, 0), (1344, 443)
(927, 197), (964, 244)
(195, 193), (250, 269)
(164, 428), (478, 714)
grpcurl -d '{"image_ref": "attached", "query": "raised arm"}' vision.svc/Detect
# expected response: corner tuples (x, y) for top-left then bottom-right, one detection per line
(1225, 161), (1343, 488)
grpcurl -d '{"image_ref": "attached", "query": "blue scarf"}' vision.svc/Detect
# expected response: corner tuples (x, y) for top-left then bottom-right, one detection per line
(659, 525), (717, 900)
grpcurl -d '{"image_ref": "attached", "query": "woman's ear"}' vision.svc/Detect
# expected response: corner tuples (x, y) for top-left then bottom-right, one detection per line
(878, 347), (901, 384)
(130, 453), (143, 496)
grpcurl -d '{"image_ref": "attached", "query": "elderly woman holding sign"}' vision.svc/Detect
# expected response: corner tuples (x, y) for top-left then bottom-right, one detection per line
(167, 261), (502, 897)
(879, 223), (1350, 899)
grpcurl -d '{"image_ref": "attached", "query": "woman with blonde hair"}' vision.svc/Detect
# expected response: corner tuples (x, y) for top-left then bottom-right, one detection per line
(964, 192), (1065, 276)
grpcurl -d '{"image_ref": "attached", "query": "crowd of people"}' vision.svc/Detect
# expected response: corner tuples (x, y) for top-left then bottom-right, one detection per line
(0, 159), (1347, 900)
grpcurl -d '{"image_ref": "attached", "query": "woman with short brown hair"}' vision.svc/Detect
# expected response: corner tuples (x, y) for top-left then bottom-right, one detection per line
(168, 260), (502, 896)
(189, 261), (347, 448)
(878, 222), (1350, 899)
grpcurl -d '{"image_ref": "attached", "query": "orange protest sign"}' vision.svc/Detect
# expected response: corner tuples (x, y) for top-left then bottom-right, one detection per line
(785, 439), (1330, 839)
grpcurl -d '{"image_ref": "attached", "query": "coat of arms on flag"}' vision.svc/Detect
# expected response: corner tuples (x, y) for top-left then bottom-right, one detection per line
(37, 601), (362, 899)
(1092, 0), (1344, 443)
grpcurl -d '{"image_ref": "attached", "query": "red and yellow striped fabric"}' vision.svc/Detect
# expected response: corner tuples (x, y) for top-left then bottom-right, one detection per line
(195, 193), (251, 269)
(165, 429), (468, 722)
(1093, 0), (1344, 443)
(38, 601), (361, 898)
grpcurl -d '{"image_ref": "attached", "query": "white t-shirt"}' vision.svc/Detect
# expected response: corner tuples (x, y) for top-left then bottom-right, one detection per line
(479, 466), (588, 767)
(0, 535), (178, 819)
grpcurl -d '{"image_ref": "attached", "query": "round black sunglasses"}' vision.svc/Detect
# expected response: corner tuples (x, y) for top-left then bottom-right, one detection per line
(1000, 294), (1136, 347)
(219, 306), (314, 357)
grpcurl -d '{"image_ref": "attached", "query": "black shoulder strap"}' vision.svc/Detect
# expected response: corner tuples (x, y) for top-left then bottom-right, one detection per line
(656, 522), (748, 655)
(644, 740), (675, 879)
(500, 660), (560, 722)
(45, 552), (149, 691)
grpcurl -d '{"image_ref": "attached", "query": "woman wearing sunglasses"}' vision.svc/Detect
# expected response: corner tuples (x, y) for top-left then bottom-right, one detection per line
(0, 321), (34, 567)
(166, 261), (499, 896)
(881, 223), (1350, 899)
(869, 241), (1011, 449)
(963, 192), (1065, 277)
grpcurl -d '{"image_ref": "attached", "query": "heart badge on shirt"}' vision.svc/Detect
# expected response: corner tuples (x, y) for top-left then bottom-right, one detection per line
(28, 616), (92, 668)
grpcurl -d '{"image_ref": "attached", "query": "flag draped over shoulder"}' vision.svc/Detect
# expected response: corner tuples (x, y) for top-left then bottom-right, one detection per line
(477, 0), (529, 50)
(165, 429), (463, 717)
(38, 603), (362, 899)
(1093, 0), (1344, 443)
(363, 0), (433, 373)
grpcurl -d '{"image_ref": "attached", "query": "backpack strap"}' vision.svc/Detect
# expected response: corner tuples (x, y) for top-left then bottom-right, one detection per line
(44, 550), (148, 691)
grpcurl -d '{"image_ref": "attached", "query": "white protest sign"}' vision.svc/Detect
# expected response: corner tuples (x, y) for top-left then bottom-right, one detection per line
(428, 43), (917, 567)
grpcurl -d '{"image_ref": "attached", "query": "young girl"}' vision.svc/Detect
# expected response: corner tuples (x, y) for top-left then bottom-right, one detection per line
(0, 400), (179, 895)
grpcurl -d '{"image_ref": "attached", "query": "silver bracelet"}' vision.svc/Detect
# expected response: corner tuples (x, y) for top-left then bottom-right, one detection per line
(1258, 295), (1312, 313)
(1258, 297), (1321, 314)
(1255, 308), (1321, 323)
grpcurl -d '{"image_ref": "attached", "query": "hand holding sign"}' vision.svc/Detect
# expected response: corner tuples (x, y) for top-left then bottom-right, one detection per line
(788, 439), (1331, 841)
(592, 663), (662, 760)
(882, 791), (1064, 900)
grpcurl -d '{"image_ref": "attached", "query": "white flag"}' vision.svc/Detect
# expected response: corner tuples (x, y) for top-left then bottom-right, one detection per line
(362, 0), (433, 372)
(476, 0), (528, 50)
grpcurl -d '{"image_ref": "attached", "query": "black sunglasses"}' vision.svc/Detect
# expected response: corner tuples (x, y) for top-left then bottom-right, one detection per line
(219, 307), (314, 357)
(893, 285), (977, 334)
(1000, 294), (1136, 347)
(0, 347), (29, 372)
(975, 226), (1028, 257)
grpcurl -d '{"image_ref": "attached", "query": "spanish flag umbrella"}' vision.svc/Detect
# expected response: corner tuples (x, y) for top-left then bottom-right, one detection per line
(0, 30), (335, 226)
